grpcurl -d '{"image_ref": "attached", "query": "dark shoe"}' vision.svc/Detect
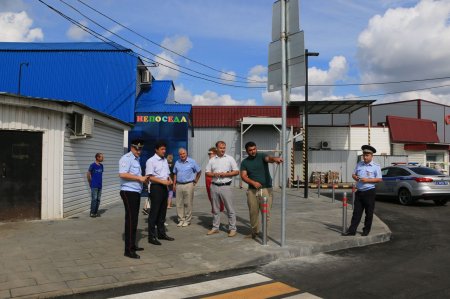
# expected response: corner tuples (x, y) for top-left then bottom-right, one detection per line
(158, 234), (175, 241)
(361, 231), (370, 236)
(342, 231), (356, 236)
(95, 213), (101, 217)
(148, 237), (162, 245)
(124, 252), (140, 259)
(132, 246), (144, 251)
(90, 213), (96, 218)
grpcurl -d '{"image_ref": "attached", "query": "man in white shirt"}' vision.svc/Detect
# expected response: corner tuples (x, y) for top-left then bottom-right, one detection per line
(145, 141), (175, 245)
(205, 141), (239, 237)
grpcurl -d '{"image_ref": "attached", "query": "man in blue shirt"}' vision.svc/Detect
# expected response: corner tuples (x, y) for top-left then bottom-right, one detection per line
(343, 145), (382, 237)
(173, 148), (201, 227)
(146, 140), (175, 245)
(119, 139), (148, 259)
(87, 153), (103, 218)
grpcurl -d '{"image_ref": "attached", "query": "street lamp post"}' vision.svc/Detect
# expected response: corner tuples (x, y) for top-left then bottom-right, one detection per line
(18, 62), (29, 95)
(304, 50), (319, 199)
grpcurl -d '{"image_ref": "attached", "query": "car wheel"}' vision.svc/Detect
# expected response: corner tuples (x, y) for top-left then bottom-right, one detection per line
(398, 188), (413, 205)
(433, 199), (448, 206)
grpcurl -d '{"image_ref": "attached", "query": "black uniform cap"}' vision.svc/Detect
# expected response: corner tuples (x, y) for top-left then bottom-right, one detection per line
(130, 139), (144, 149)
(361, 145), (376, 154)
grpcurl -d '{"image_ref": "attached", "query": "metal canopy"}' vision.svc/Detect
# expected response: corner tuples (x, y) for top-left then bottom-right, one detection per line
(289, 99), (376, 114)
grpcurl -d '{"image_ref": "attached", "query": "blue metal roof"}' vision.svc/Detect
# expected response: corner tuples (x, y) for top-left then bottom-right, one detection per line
(0, 42), (129, 51)
(135, 80), (176, 112)
(136, 104), (191, 113)
(0, 42), (137, 122)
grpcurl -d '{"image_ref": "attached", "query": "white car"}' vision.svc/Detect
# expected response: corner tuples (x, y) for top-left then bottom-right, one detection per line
(376, 165), (450, 206)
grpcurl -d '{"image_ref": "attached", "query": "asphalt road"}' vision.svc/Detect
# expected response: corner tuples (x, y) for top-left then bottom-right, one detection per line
(260, 197), (450, 298)
(59, 196), (450, 299)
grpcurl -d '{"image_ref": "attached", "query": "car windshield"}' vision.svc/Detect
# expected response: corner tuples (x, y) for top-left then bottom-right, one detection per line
(408, 167), (443, 175)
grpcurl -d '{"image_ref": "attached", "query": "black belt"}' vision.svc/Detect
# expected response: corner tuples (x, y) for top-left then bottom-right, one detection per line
(177, 181), (193, 185)
(212, 181), (231, 186)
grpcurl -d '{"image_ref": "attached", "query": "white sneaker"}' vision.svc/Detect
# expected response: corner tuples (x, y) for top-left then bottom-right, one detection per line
(177, 221), (184, 227)
(182, 222), (189, 227)
(164, 222), (168, 226)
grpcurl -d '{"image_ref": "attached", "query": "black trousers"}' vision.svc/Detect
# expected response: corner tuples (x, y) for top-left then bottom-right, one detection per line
(120, 190), (141, 254)
(348, 188), (376, 234)
(149, 184), (168, 238)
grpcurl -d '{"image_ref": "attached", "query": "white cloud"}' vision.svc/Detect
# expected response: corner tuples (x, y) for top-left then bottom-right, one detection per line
(247, 65), (267, 86)
(0, 11), (43, 42)
(220, 70), (236, 82)
(357, 0), (450, 104)
(175, 84), (256, 106)
(154, 51), (180, 80)
(161, 35), (192, 56)
(66, 20), (90, 41)
(153, 35), (193, 80)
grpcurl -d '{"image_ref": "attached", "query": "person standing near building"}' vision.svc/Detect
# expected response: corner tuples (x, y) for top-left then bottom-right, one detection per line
(87, 153), (104, 218)
(205, 147), (224, 214)
(205, 141), (239, 237)
(240, 142), (282, 239)
(146, 141), (175, 245)
(343, 145), (382, 237)
(167, 154), (175, 209)
(119, 140), (147, 259)
(173, 148), (201, 227)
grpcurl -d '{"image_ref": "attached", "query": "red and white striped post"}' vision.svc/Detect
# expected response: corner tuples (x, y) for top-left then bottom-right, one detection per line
(260, 189), (268, 245)
(342, 192), (348, 234)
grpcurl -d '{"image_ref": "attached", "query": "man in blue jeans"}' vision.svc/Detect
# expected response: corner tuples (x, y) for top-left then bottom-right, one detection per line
(87, 153), (104, 217)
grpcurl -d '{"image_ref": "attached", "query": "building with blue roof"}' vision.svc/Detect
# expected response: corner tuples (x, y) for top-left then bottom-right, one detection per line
(0, 42), (192, 219)
(0, 42), (192, 155)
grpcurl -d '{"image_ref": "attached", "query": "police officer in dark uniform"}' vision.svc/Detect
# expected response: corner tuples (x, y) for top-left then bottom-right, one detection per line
(119, 139), (148, 259)
(343, 145), (382, 236)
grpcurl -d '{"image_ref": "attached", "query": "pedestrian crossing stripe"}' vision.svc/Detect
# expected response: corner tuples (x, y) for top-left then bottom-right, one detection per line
(200, 281), (299, 298)
(110, 272), (322, 299)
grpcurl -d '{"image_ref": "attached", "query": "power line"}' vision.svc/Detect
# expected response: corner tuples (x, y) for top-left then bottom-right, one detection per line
(57, 0), (260, 85)
(336, 83), (450, 101)
(310, 76), (450, 87)
(75, 0), (265, 84)
(38, 0), (265, 89)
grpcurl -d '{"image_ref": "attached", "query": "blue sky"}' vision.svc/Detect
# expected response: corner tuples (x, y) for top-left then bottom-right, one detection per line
(1, 0), (450, 106)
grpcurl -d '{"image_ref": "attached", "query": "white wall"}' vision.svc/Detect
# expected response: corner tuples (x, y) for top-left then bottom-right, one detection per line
(63, 119), (125, 217)
(308, 127), (390, 154)
(0, 96), (64, 219)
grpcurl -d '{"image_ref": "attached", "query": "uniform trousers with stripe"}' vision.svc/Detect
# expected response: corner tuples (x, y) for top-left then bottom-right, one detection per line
(120, 190), (141, 254)
(148, 183), (168, 238)
(348, 188), (376, 234)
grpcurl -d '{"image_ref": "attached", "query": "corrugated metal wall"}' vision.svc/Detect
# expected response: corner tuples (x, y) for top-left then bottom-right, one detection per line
(63, 119), (124, 217)
(308, 127), (390, 153)
(0, 96), (64, 219)
(189, 128), (240, 187)
(190, 126), (289, 188)
(294, 150), (358, 183)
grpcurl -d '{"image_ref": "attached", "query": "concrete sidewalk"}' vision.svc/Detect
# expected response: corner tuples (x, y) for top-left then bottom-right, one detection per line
(0, 188), (391, 298)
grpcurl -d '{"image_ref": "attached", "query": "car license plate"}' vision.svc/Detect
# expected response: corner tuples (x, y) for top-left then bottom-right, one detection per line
(435, 181), (448, 185)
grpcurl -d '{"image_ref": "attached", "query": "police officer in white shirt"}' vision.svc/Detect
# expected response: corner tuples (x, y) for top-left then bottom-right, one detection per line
(119, 139), (148, 259)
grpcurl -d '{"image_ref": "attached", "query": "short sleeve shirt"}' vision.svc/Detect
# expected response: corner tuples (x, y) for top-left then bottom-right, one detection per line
(88, 162), (103, 189)
(145, 154), (170, 180)
(119, 152), (143, 192)
(205, 154), (239, 184)
(354, 160), (382, 191)
(240, 153), (272, 189)
(173, 157), (201, 183)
